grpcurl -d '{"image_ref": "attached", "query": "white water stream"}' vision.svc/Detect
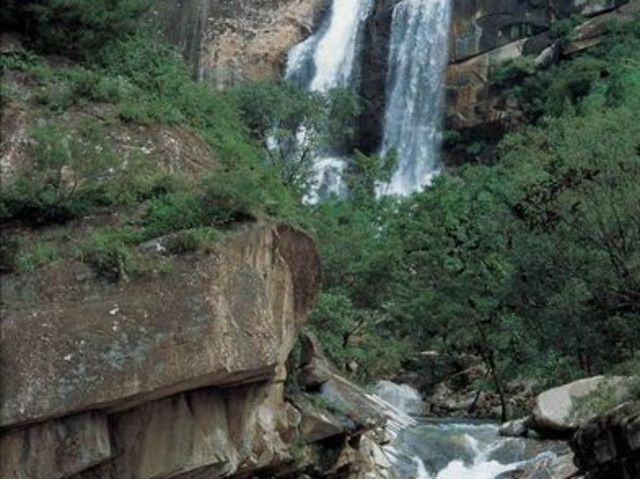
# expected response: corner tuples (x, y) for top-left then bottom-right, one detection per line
(373, 382), (564, 479)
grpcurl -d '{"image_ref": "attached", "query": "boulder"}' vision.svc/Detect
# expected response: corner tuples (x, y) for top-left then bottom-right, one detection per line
(297, 331), (337, 389)
(0, 224), (320, 429)
(294, 396), (344, 444)
(352, 431), (397, 479)
(571, 401), (640, 479)
(499, 417), (530, 437)
(531, 376), (633, 436)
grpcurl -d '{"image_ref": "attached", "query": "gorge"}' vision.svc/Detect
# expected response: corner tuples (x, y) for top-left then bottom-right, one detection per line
(1, 0), (640, 478)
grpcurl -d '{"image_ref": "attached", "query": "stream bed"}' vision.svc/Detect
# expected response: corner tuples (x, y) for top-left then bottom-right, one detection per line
(386, 419), (570, 479)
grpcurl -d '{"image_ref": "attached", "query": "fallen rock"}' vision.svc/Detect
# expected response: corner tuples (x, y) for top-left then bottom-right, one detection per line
(499, 417), (530, 437)
(294, 396), (344, 444)
(531, 376), (633, 436)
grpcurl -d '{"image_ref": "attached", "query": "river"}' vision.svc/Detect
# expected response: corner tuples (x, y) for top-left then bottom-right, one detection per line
(374, 382), (571, 479)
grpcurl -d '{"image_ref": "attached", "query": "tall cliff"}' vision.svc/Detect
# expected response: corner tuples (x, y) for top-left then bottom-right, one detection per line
(154, 0), (638, 141)
(154, 0), (327, 88)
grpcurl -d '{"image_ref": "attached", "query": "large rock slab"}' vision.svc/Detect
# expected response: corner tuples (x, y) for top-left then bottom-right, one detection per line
(531, 376), (633, 435)
(0, 224), (321, 429)
(69, 381), (300, 479)
(0, 412), (111, 479)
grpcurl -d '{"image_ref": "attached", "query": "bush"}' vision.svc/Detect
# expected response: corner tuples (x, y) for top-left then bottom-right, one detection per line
(15, 242), (60, 272)
(143, 193), (209, 237)
(491, 56), (537, 86)
(163, 228), (221, 255)
(81, 228), (144, 279)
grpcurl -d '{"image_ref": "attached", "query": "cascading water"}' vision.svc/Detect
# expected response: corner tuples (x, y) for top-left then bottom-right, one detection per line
(390, 420), (567, 479)
(368, 382), (568, 479)
(374, 380), (424, 416)
(379, 0), (451, 196)
(285, 0), (373, 202)
(286, 0), (373, 92)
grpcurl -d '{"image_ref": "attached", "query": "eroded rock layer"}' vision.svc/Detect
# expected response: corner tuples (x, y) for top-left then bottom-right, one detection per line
(0, 224), (325, 479)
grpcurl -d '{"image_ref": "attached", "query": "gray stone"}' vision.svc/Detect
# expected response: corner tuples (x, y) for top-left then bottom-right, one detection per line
(0, 225), (321, 429)
(532, 376), (633, 435)
(499, 417), (530, 437)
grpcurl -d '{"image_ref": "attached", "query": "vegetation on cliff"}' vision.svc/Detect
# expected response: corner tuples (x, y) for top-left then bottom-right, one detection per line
(1, 1), (639, 412)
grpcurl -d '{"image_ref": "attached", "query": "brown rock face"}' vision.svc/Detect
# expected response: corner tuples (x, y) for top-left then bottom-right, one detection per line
(0, 224), (322, 478)
(154, 0), (327, 88)
(445, 0), (635, 132)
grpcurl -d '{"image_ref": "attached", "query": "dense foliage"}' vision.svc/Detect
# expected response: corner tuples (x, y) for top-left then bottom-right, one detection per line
(306, 18), (640, 393)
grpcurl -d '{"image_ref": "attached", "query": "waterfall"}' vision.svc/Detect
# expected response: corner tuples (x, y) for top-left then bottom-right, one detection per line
(285, 0), (373, 201)
(380, 0), (451, 196)
(374, 380), (424, 416)
(286, 0), (373, 92)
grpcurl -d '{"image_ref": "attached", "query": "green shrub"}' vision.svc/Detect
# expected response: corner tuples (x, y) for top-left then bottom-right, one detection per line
(491, 56), (537, 86)
(0, 50), (40, 71)
(549, 15), (585, 42)
(143, 193), (209, 237)
(81, 228), (143, 279)
(163, 228), (221, 254)
(15, 242), (60, 272)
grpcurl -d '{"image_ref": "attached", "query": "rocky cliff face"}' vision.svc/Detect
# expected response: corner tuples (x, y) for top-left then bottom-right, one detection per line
(154, 0), (327, 88)
(0, 224), (324, 478)
(445, 0), (638, 131)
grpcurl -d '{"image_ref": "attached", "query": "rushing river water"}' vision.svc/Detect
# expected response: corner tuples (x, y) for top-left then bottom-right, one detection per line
(373, 381), (568, 479)
(388, 419), (564, 479)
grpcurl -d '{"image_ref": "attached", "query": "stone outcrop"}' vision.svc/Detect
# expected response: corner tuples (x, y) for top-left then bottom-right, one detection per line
(449, 0), (629, 64)
(1, 224), (401, 478)
(0, 224), (326, 478)
(531, 376), (633, 436)
(445, 0), (639, 132)
(571, 401), (640, 479)
(154, 0), (327, 88)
